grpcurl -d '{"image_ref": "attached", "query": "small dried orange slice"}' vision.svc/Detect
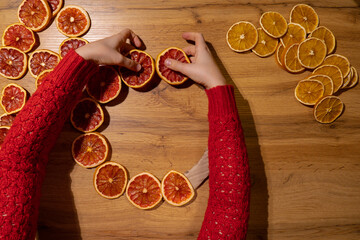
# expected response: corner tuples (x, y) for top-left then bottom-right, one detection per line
(0, 47), (27, 80)
(59, 37), (88, 59)
(259, 12), (288, 38)
(2, 23), (36, 53)
(312, 65), (343, 93)
(280, 23), (306, 47)
(35, 69), (52, 88)
(309, 26), (336, 55)
(314, 96), (344, 123)
(0, 113), (16, 127)
(28, 49), (60, 78)
(0, 126), (10, 149)
(161, 170), (195, 207)
(344, 66), (358, 89)
(1, 83), (27, 114)
(322, 54), (350, 79)
(275, 42), (285, 68)
(70, 98), (104, 133)
(283, 43), (305, 73)
(126, 172), (162, 210)
(18, 0), (51, 32)
(72, 132), (109, 168)
(252, 28), (278, 57)
(48, 0), (63, 16)
(226, 21), (258, 52)
(94, 161), (128, 199)
(290, 4), (319, 34)
(56, 5), (91, 37)
(298, 37), (327, 69)
(308, 75), (333, 96)
(295, 79), (324, 106)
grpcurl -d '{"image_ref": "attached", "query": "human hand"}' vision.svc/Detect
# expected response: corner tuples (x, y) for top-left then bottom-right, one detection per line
(164, 32), (226, 89)
(75, 28), (143, 71)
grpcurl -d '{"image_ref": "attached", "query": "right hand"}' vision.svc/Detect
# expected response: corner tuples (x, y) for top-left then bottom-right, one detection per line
(164, 32), (226, 89)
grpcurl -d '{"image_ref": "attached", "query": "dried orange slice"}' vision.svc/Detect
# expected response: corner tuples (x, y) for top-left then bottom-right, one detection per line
(259, 12), (288, 38)
(309, 26), (336, 55)
(298, 37), (327, 69)
(344, 66), (358, 89)
(28, 49), (60, 78)
(59, 37), (88, 59)
(71, 98), (104, 133)
(0, 47), (27, 80)
(295, 79), (324, 105)
(126, 172), (162, 210)
(322, 54), (350, 78)
(0, 113), (16, 127)
(314, 96), (344, 123)
(1, 83), (27, 114)
(251, 28), (278, 57)
(120, 49), (155, 88)
(312, 65), (343, 93)
(72, 132), (109, 168)
(156, 47), (190, 85)
(87, 66), (121, 104)
(290, 4), (319, 34)
(308, 75), (333, 96)
(56, 5), (91, 37)
(94, 161), (128, 199)
(18, 0), (51, 32)
(226, 21), (258, 52)
(275, 42), (285, 68)
(161, 170), (195, 207)
(280, 23), (306, 47)
(48, 0), (63, 16)
(2, 23), (35, 53)
(35, 69), (52, 88)
(283, 43), (305, 73)
(0, 126), (10, 149)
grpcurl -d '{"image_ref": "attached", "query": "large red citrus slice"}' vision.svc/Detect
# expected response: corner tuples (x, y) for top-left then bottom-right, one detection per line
(0, 126), (10, 149)
(0, 113), (16, 127)
(0, 47), (27, 80)
(0, 83), (27, 114)
(18, 0), (51, 32)
(126, 172), (162, 210)
(2, 23), (36, 53)
(161, 170), (195, 207)
(47, 0), (63, 16)
(93, 161), (128, 199)
(35, 69), (52, 88)
(86, 66), (121, 103)
(70, 98), (104, 133)
(55, 5), (91, 37)
(119, 49), (155, 88)
(28, 49), (60, 78)
(59, 37), (88, 59)
(156, 47), (190, 85)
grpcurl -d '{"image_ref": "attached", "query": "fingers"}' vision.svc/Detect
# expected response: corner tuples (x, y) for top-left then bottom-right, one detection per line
(118, 28), (143, 48)
(182, 32), (206, 48)
(183, 45), (196, 56)
(118, 54), (142, 72)
(164, 59), (191, 76)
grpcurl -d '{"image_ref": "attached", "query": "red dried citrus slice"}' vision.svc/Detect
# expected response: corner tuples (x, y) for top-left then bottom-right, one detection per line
(72, 132), (109, 168)
(0, 47), (27, 80)
(35, 69), (52, 88)
(2, 23), (36, 53)
(119, 49), (155, 88)
(47, 0), (63, 16)
(56, 5), (91, 37)
(28, 49), (60, 78)
(18, 0), (51, 32)
(161, 170), (195, 207)
(0, 126), (10, 149)
(1, 84), (27, 114)
(70, 98), (104, 133)
(94, 161), (128, 199)
(126, 172), (162, 210)
(0, 113), (16, 127)
(59, 37), (88, 59)
(156, 47), (190, 85)
(86, 66), (121, 104)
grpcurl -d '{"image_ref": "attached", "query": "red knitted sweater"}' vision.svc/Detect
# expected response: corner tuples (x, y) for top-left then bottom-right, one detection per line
(0, 50), (250, 239)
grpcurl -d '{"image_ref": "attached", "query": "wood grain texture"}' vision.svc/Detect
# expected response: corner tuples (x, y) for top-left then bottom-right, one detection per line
(1, 0), (360, 239)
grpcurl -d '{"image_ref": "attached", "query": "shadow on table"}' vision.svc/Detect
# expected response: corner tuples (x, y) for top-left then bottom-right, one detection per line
(208, 43), (269, 240)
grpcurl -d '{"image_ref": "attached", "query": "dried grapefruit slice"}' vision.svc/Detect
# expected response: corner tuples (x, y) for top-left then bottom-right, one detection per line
(283, 43), (305, 73)
(309, 26), (336, 55)
(0, 126), (10, 149)
(275, 42), (285, 68)
(322, 54), (350, 79)
(18, 0), (51, 32)
(35, 69), (52, 88)
(0, 47), (27, 80)
(56, 5), (91, 37)
(47, 0), (63, 16)
(308, 75), (333, 96)
(161, 170), (195, 207)
(156, 47), (190, 85)
(314, 96), (344, 123)
(72, 132), (109, 168)
(1, 83), (27, 114)
(295, 79), (324, 106)
(59, 37), (88, 59)
(28, 49), (60, 78)
(0, 113), (16, 127)
(298, 37), (327, 69)
(259, 12), (288, 38)
(280, 23), (306, 47)
(126, 172), (162, 210)
(312, 65), (343, 93)
(252, 28), (278, 57)
(86, 66), (121, 103)
(2, 23), (36, 53)
(226, 21), (258, 52)
(70, 98), (104, 133)
(120, 49), (155, 88)
(290, 4), (319, 34)
(94, 161), (128, 199)
(344, 66), (358, 89)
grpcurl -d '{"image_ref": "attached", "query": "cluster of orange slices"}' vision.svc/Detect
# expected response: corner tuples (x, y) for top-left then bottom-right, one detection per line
(226, 4), (358, 123)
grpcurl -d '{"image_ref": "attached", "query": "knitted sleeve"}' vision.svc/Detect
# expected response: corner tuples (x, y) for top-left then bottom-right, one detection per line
(198, 85), (250, 240)
(0, 50), (98, 240)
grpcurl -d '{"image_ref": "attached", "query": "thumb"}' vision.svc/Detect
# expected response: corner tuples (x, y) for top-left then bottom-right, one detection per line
(118, 54), (142, 72)
(165, 59), (191, 76)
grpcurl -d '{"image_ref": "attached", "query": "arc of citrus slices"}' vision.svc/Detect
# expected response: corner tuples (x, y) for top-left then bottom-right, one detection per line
(280, 22), (306, 47)
(226, 21), (258, 52)
(47, 0), (64, 16)
(59, 37), (88, 59)
(70, 98), (104, 133)
(251, 28), (278, 57)
(0, 126), (10, 149)
(18, 0), (52, 32)
(322, 54), (350, 79)
(35, 69), (52, 88)
(295, 79), (324, 106)
(344, 66), (358, 89)
(0, 113), (16, 127)
(298, 37), (327, 69)
(314, 96), (344, 124)
(283, 43), (305, 73)
(2, 23), (36, 53)
(0, 47), (28, 80)
(94, 161), (128, 199)
(311, 65), (343, 93)
(308, 74), (333, 96)
(28, 49), (60, 78)
(309, 26), (336, 55)
(0, 83), (27, 115)
(56, 5), (91, 37)
(275, 42), (285, 68)
(290, 4), (319, 34)
(259, 12), (288, 38)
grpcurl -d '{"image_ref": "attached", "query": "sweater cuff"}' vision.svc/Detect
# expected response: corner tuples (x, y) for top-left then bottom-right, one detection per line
(205, 85), (238, 117)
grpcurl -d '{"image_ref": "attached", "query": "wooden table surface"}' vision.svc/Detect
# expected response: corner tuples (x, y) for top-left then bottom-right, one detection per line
(1, 0), (360, 239)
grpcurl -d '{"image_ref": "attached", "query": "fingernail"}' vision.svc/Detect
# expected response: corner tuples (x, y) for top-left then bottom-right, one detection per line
(136, 64), (142, 72)
(165, 59), (171, 66)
